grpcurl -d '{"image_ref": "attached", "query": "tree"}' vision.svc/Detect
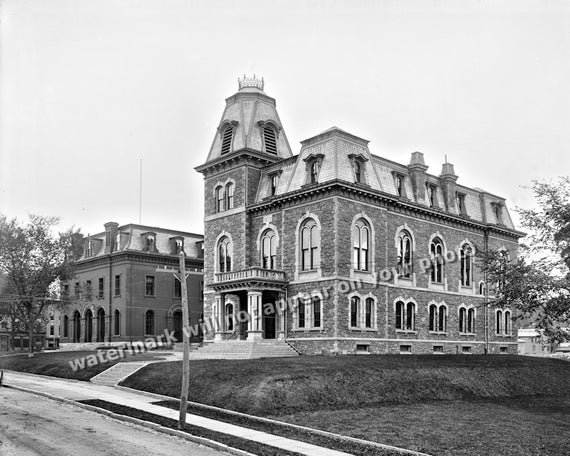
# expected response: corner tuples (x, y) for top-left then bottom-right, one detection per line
(479, 178), (570, 343)
(0, 214), (81, 355)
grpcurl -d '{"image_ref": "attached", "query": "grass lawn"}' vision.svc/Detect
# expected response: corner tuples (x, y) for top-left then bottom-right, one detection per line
(271, 396), (570, 456)
(0, 350), (169, 381)
(122, 355), (570, 456)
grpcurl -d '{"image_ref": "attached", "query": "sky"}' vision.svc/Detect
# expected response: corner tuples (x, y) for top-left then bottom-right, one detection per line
(1, 0), (569, 237)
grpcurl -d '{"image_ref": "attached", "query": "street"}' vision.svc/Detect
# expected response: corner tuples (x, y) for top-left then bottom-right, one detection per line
(0, 388), (228, 456)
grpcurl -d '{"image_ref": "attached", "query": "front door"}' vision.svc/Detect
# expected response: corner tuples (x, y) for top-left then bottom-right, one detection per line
(263, 297), (276, 339)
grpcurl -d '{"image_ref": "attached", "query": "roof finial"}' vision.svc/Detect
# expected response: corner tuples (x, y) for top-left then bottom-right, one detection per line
(238, 74), (264, 91)
(445, 154), (448, 164)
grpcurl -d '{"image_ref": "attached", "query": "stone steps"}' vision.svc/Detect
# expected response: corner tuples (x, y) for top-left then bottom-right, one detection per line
(185, 340), (299, 360)
(90, 362), (149, 386)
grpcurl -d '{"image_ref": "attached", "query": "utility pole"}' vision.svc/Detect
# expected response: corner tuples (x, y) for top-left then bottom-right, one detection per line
(156, 251), (190, 429)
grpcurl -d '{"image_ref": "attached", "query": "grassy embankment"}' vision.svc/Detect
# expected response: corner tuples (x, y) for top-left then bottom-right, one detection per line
(121, 355), (570, 456)
(0, 351), (168, 381)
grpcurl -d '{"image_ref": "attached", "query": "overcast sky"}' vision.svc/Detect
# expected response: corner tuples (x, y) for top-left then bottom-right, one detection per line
(1, 0), (568, 237)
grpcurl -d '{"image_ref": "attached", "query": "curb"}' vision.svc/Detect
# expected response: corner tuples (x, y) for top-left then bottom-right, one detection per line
(2, 383), (256, 456)
(115, 385), (431, 456)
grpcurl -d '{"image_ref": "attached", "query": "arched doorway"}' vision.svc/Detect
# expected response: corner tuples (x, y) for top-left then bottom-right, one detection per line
(97, 308), (105, 342)
(73, 311), (81, 342)
(85, 309), (93, 342)
(173, 310), (182, 342)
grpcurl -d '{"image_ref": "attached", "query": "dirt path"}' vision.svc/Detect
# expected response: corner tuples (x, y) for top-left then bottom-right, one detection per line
(0, 388), (227, 456)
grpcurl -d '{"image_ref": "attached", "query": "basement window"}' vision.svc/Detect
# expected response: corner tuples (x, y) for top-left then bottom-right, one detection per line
(433, 345), (444, 354)
(500, 346), (509, 353)
(462, 346), (472, 354)
(399, 344), (412, 354)
(356, 344), (370, 354)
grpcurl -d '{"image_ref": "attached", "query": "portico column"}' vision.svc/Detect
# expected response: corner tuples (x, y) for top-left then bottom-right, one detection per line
(277, 291), (286, 340)
(80, 318), (86, 342)
(247, 291), (263, 341)
(214, 293), (224, 341)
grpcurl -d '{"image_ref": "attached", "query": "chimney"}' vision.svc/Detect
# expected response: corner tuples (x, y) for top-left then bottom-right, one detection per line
(104, 222), (119, 253)
(407, 152), (429, 202)
(439, 162), (458, 212)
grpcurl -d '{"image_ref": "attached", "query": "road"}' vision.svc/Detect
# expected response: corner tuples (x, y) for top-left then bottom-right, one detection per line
(0, 388), (228, 456)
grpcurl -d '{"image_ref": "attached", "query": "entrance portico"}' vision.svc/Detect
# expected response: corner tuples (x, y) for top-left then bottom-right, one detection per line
(211, 267), (287, 341)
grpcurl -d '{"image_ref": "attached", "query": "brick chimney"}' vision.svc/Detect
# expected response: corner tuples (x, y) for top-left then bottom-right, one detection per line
(439, 162), (458, 212)
(407, 152), (429, 202)
(104, 222), (119, 253)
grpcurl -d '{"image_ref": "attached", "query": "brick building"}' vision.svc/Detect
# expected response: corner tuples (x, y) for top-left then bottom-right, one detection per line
(195, 76), (523, 355)
(59, 222), (204, 345)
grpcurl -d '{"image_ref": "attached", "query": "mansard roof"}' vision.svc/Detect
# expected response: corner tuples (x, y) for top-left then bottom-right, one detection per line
(80, 222), (204, 261)
(203, 80), (293, 165)
(254, 126), (518, 231)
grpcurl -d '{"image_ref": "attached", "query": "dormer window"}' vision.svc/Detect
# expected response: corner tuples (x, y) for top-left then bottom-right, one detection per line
(349, 154), (368, 185)
(492, 202), (504, 224)
(456, 192), (467, 215)
(142, 232), (157, 253)
(221, 125), (234, 155)
(270, 173), (280, 196)
(354, 162), (362, 183)
(426, 184), (437, 208)
(263, 126), (277, 154)
(86, 240), (94, 257)
(392, 172), (406, 197)
(172, 238), (184, 254)
(115, 232), (121, 251)
(303, 153), (324, 186)
(311, 161), (320, 184)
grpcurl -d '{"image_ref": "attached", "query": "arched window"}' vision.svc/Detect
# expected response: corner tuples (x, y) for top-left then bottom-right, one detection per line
(397, 230), (413, 278)
(218, 236), (232, 273)
(300, 219), (320, 271)
(459, 307), (467, 333)
(226, 303), (234, 331)
(467, 308), (475, 333)
(263, 126), (277, 154)
(396, 301), (414, 331)
(225, 183), (234, 210)
(406, 302), (415, 330)
(114, 309), (120, 336)
(215, 186), (224, 213)
(310, 161), (320, 184)
(350, 297), (360, 327)
(63, 315), (69, 338)
(297, 298), (306, 329)
(313, 296), (321, 328)
(352, 220), (370, 271)
(504, 310), (511, 335)
(73, 311), (81, 342)
(221, 126), (233, 155)
(460, 244), (473, 287)
(365, 298), (373, 328)
(354, 161), (362, 183)
(429, 304), (437, 331)
(479, 281), (486, 295)
(438, 306), (447, 332)
(430, 237), (444, 283)
(496, 309), (503, 334)
(145, 310), (154, 335)
(395, 301), (404, 330)
(261, 230), (277, 269)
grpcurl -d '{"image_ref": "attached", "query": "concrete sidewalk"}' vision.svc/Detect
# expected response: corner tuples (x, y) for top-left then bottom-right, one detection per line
(2, 370), (354, 456)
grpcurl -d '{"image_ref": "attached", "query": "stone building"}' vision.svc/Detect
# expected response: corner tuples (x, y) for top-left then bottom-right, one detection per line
(58, 222), (204, 345)
(195, 76), (523, 355)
